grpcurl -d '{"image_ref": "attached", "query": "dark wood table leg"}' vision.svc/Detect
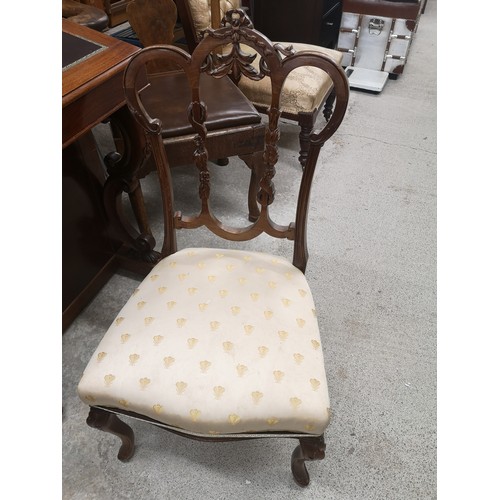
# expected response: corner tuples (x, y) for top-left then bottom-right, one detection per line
(103, 106), (161, 273)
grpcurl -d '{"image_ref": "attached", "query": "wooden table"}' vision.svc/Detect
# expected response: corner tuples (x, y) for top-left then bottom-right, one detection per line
(62, 19), (140, 331)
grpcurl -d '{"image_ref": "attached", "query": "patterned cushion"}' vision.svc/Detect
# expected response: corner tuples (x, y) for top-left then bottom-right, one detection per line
(78, 248), (331, 437)
(238, 43), (344, 115)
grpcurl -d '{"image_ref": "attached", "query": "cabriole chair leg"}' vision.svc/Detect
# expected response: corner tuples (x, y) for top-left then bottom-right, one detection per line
(291, 434), (326, 487)
(86, 407), (136, 461)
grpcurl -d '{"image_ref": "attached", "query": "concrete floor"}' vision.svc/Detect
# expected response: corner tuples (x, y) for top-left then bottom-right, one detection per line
(62, 1), (436, 498)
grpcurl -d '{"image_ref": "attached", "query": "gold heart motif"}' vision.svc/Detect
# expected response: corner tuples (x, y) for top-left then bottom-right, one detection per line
(228, 414), (241, 425)
(97, 352), (107, 362)
(238, 277), (247, 285)
(258, 346), (269, 358)
(219, 289), (228, 298)
(285, 272), (293, 280)
(137, 301), (146, 310)
(153, 404), (163, 414)
(273, 370), (285, 382)
(251, 391), (263, 404)
(278, 330), (288, 341)
(177, 318), (187, 328)
(163, 356), (175, 368)
(213, 386), (225, 399)
(188, 287), (198, 295)
(281, 298), (291, 307)
(158, 286), (167, 294)
(187, 251), (197, 256)
(197, 261), (206, 269)
(198, 302), (208, 312)
(311, 339), (321, 350)
(144, 317), (155, 326)
(311, 308), (317, 317)
(104, 374), (115, 386)
(222, 341), (234, 353)
(268, 281), (277, 289)
(296, 318), (306, 328)
(168, 261), (177, 268)
(215, 253), (225, 259)
(132, 288), (140, 296)
(255, 267), (265, 274)
(294, 353), (304, 364)
(84, 395), (96, 403)
(167, 301), (176, 310)
(153, 335), (164, 345)
(187, 338), (198, 349)
(176, 381), (187, 394)
(190, 409), (201, 422)
(115, 317), (125, 326)
(243, 324), (254, 335)
(139, 377), (151, 389)
(121, 334), (130, 343)
(210, 321), (220, 331)
(226, 264), (235, 272)
(129, 354), (140, 365)
(305, 423), (315, 432)
(267, 417), (279, 426)
(243, 255), (252, 262)
(236, 364), (248, 377)
(298, 289), (307, 297)
(290, 397), (302, 409)
(310, 378), (321, 391)
(264, 310), (273, 320)
(208, 275), (217, 282)
(199, 360), (211, 373)
(118, 399), (129, 407)
(250, 293), (259, 302)
(231, 306), (241, 315)
(150, 274), (160, 281)
(178, 273), (188, 281)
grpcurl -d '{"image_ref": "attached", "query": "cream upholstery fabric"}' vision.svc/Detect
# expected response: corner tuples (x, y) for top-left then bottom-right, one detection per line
(78, 248), (331, 436)
(186, 1), (343, 115)
(190, 0), (241, 35)
(238, 43), (343, 115)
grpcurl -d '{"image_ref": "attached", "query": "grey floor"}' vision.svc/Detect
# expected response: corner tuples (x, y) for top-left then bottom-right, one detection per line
(62, 2), (437, 498)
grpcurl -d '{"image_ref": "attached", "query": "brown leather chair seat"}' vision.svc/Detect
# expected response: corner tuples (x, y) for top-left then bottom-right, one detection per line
(139, 72), (262, 139)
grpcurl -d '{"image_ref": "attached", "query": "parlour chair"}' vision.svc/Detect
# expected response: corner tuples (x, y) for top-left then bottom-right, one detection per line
(77, 8), (349, 486)
(175, 0), (345, 168)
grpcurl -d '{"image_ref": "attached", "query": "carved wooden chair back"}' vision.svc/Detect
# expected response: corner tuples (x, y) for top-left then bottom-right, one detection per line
(174, 0), (345, 168)
(78, 9), (349, 486)
(104, 0), (266, 264)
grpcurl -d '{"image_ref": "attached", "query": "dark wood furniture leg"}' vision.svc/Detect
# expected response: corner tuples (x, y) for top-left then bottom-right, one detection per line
(103, 107), (161, 268)
(298, 116), (314, 169)
(323, 90), (335, 121)
(291, 435), (326, 486)
(86, 407), (135, 461)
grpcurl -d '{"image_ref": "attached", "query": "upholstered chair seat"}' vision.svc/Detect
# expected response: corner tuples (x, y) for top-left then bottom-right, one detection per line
(238, 43), (343, 116)
(78, 248), (330, 436)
